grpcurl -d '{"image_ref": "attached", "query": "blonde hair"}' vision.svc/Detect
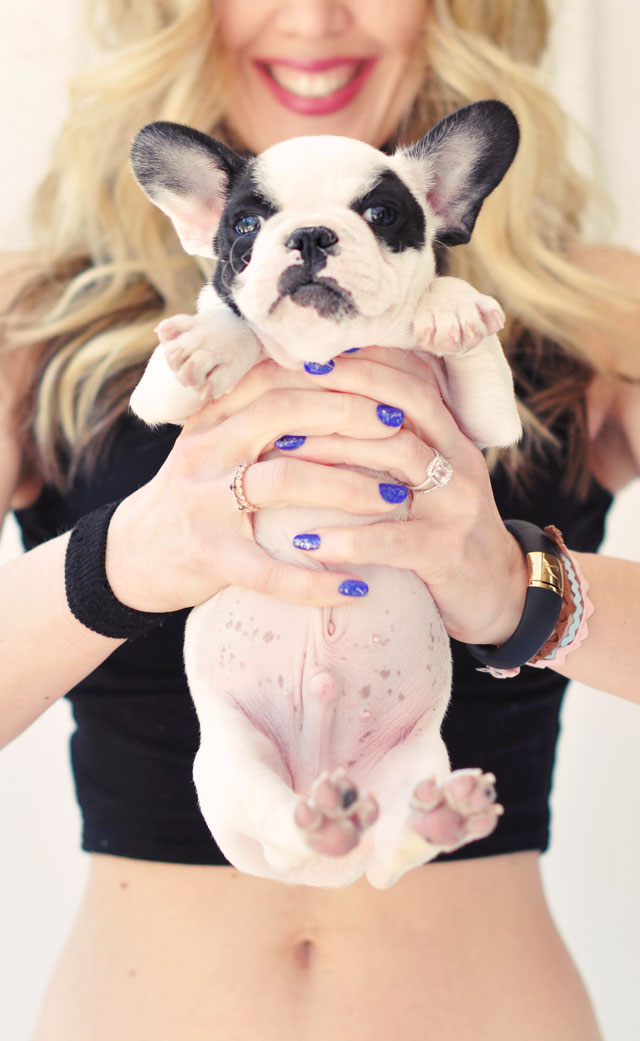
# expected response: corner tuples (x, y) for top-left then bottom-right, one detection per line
(3, 0), (635, 489)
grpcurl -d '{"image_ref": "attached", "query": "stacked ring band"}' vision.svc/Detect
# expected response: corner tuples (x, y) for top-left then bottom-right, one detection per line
(230, 462), (259, 513)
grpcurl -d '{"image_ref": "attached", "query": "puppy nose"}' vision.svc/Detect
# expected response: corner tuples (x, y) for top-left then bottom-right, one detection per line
(285, 226), (338, 271)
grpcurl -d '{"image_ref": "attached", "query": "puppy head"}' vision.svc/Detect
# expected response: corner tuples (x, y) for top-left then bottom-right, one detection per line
(131, 102), (519, 364)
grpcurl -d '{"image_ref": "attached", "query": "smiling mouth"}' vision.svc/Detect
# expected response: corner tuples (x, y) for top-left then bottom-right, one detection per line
(261, 61), (364, 99)
(254, 58), (375, 114)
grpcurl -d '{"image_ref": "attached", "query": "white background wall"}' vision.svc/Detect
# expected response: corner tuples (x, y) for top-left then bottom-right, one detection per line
(1, 2), (639, 1039)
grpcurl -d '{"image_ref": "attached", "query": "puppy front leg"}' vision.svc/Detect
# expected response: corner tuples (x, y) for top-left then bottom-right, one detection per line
(158, 305), (262, 400)
(129, 341), (204, 426)
(412, 276), (521, 448)
(130, 305), (262, 427)
(412, 275), (506, 356)
(434, 335), (522, 448)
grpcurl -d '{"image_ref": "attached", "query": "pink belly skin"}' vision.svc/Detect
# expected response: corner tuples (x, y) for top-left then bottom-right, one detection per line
(185, 562), (451, 796)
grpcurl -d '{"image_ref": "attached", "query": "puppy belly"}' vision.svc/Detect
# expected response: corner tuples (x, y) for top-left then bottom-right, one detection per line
(184, 565), (451, 795)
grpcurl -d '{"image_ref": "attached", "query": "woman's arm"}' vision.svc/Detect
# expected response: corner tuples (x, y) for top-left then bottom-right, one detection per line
(0, 328), (127, 744)
(552, 552), (639, 700)
(0, 529), (127, 746)
(558, 246), (640, 698)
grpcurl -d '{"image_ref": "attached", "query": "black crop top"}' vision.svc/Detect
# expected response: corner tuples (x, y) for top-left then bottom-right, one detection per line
(15, 407), (613, 866)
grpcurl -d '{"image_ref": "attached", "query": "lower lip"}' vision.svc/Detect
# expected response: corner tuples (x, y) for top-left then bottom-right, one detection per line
(254, 60), (376, 117)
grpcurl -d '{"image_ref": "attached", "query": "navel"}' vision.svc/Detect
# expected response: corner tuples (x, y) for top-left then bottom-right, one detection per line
(292, 937), (315, 970)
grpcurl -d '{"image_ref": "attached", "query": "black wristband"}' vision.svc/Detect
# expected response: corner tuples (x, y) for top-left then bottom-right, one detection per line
(65, 501), (172, 640)
(465, 519), (564, 671)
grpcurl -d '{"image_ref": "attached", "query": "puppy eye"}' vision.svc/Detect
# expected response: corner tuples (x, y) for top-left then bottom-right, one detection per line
(234, 214), (263, 236)
(362, 205), (399, 226)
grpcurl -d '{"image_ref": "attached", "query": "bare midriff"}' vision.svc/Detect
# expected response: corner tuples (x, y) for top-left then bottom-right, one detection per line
(33, 851), (602, 1041)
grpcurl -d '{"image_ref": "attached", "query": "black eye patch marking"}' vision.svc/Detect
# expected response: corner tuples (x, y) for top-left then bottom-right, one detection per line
(351, 168), (426, 252)
(213, 164), (279, 311)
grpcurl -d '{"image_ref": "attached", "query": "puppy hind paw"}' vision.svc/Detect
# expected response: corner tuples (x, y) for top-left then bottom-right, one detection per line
(409, 769), (503, 851)
(295, 769), (379, 857)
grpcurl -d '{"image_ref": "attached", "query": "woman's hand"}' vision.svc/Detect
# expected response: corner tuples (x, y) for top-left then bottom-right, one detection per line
(271, 346), (529, 647)
(105, 358), (411, 613)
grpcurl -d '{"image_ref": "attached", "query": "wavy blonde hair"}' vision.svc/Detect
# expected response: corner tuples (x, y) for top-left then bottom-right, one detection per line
(3, 0), (635, 490)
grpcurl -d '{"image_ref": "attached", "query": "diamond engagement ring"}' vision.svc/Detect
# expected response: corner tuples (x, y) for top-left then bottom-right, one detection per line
(230, 462), (259, 512)
(407, 449), (454, 493)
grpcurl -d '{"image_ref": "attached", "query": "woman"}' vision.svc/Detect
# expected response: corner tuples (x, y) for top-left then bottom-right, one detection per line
(1, 1), (639, 1038)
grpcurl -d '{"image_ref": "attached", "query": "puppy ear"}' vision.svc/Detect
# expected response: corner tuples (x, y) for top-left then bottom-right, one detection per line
(400, 101), (519, 246)
(130, 122), (246, 256)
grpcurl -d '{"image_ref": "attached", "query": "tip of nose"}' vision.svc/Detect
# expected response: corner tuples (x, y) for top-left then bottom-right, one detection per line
(286, 226), (339, 251)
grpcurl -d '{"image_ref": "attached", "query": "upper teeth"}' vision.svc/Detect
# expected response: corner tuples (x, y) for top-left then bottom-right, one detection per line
(267, 64), (359, 98)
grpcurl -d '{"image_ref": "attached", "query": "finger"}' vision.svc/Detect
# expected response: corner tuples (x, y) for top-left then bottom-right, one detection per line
(303, 355), (465, 460)
(210, 385), (406, 462)
(274, 429), (437, 488)
(340, 345), (439, 382)
(227, 541), (371, 607)
(241, 456), (409, 516)
(200, 358), (310, 422)
(286, 519), (427, 572)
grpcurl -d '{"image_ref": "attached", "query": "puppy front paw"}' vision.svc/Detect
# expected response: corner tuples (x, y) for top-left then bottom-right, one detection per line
(413, 279), (505, 356)
(157, 313), (260, 399)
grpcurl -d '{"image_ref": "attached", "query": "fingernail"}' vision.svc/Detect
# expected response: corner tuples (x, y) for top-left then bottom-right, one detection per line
(343, 347), (360, 353)
(304, 360), (335, 375)
(379, 482), (408, 503)
(376, 403), (404, 427)
(293, 533), (321, 550)
(339, 579), (369, 597)
(275, 435), (306, 450)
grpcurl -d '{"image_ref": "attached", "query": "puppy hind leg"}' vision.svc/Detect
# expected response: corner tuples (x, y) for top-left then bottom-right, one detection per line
(192, 696), (316, 880)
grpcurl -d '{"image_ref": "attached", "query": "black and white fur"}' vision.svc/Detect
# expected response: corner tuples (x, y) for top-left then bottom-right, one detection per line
(130, 101), (521, 449)
(127, 102), (524, 889)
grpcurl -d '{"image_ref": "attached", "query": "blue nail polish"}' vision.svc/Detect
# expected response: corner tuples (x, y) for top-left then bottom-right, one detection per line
(379, 482), (408, 503)
(343, 347), (360, 353)
(339, 579), (369, 597)
(376, 403), (404, 427)
(293, 533), (321, 550)
(275, 434), (306, 450)
(304, 360), (335, 375)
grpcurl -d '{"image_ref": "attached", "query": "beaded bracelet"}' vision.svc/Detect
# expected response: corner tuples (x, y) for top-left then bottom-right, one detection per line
(65, 501), (173, 640)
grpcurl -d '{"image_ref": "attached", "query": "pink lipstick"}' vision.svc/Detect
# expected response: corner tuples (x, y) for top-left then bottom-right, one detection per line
(254, 57), (376, 116)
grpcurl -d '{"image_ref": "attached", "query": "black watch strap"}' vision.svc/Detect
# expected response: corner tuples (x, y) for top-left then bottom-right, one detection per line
(465, 520), (564, 671)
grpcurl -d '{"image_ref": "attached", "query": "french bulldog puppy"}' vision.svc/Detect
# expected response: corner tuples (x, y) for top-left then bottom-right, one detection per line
(129, 101), (522, 888)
